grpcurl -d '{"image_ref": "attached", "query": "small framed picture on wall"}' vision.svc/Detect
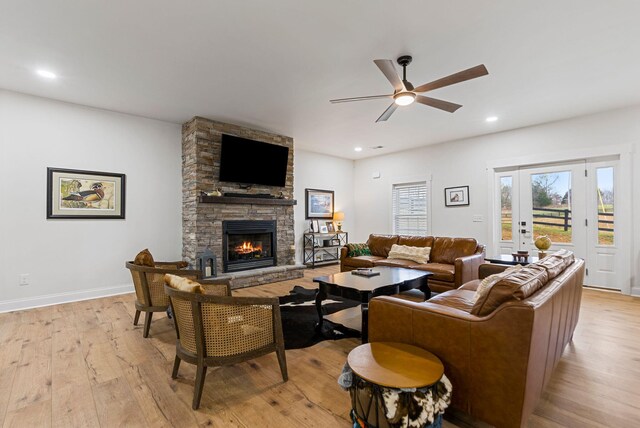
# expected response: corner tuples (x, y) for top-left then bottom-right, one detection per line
(444, 185), (470, 207)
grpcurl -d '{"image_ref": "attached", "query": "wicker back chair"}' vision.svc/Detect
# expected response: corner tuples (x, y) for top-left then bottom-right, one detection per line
(125, 261), (201, 337)
(164, 283), (288, 409)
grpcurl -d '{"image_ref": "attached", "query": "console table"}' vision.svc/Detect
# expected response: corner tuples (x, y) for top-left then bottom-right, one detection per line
(303, 231), (348, 268)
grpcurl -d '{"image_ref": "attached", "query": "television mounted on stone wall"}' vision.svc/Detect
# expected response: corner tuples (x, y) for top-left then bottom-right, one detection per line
(219, 134), (289, 187)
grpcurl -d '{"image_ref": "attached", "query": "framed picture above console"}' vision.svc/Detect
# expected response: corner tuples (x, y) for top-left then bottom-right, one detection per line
(305, 188), (334, 219)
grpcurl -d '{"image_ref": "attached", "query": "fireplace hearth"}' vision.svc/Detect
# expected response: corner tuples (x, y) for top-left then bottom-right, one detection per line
(223, 220), (277, 272)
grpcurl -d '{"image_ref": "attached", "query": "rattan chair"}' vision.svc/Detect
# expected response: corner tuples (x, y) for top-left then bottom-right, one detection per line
(125, 261), (201, 338)
(164, 283), (288, 409)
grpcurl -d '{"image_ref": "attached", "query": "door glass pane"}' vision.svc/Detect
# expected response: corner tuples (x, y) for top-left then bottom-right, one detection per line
(596, 167), (614, 245)
(500, 176), (512, 241)
(531, 171), (572, 243)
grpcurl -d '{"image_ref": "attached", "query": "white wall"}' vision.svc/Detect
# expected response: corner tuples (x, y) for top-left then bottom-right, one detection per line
(294, 150), (354, 263)
(353, 106), (640, 295)
(0, 90), (183, 311)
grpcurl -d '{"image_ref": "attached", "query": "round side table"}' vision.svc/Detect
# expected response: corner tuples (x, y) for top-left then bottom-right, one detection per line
(346, 342), (448, 428)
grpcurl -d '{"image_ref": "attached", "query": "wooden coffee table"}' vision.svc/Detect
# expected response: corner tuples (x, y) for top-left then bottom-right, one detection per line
(313, 266), (432, 342)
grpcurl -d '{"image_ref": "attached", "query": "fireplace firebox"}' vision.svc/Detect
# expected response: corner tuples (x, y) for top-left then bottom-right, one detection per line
(222, 220), (277, 272)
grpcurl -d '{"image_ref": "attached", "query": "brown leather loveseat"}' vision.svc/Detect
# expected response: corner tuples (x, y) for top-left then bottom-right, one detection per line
(340, 234), (485, 292)
(368, 251), (584, 428)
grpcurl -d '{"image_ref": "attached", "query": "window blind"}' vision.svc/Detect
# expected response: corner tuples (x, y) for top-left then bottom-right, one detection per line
(393, 182), (428, 236)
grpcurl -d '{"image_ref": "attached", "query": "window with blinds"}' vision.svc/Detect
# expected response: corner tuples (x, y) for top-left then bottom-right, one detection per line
(392, 182), (428, 236)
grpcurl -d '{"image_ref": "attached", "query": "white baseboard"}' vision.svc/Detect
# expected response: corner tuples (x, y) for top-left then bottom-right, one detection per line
(631, 287), (640, 298)
(0, 283), (134, 313)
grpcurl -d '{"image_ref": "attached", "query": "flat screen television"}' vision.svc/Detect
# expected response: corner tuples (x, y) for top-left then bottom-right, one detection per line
(219, 134), (289, 187)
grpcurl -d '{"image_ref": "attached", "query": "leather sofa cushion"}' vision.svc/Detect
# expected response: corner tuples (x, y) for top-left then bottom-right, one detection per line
(410, 263), (455, 282)
(471, 264), (549, 316)
(536, 249), (575, 280)
(430, 237), (478, 264)
(373, 258), (417, 268)
(343, 256), (384, 268)
(459, 279), (481, 292)
(428, 289), (476, 313)
(366, 234), (399, 257)
(397, 235), (434, 248)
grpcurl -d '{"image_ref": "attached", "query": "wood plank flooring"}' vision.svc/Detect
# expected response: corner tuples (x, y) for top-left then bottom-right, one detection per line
(0, 265), (638, 427)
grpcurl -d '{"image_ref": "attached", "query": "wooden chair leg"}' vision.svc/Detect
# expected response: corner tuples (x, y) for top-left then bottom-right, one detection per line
(171, 356), (181, 379)
(192, 365), (208, 410)
(276, 345), (288, 382)
(143, 312), (153, 338)
(133, 310), (141, 326)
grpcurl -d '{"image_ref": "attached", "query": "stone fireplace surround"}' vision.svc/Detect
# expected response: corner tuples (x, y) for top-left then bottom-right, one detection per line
(182, 117), (304, 288)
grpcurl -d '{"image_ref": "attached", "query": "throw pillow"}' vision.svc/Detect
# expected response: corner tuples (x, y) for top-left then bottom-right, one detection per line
(134, 248), (155, 267)
(473, 265), (523, 304)
(346, 243), (372, 257)
(164, 274), (204, 294)
(387, 244), (431, 264)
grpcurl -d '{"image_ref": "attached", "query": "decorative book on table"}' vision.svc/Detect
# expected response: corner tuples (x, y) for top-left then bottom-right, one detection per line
(351, 268), (380, 277)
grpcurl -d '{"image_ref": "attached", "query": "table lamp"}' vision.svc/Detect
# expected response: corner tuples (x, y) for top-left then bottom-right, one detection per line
(333, 211), (345, 231)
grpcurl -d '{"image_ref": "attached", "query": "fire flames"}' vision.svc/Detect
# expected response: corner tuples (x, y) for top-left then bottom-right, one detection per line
(234, 241), (262, 255)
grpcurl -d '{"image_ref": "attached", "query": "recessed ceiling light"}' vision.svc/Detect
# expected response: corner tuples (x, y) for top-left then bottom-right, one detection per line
(486, 116), (498, 122)
(354, 147), (363, 152)
(36, 69), (57, 79)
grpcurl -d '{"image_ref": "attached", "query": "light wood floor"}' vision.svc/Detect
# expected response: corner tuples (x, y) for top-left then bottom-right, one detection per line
(0, 265), (638, 427)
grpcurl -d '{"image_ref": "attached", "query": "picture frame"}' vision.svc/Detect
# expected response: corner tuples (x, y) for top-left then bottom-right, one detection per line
(313, 220), (320, 233)
(326, 221), (335, 233)
(319, 225), (329, 233)
(305, 188), (334, 219)
(444, 185), (469, 207)
(47, 167), (126, 219)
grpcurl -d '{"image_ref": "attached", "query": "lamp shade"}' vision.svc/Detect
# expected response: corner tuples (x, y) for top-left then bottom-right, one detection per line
(333, 211), (345, 221)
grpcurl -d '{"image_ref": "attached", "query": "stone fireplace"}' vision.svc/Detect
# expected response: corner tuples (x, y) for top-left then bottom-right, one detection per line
(182, 117), (304, 288)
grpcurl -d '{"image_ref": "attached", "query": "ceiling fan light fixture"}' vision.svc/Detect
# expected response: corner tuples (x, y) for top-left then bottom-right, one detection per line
(394, 92), (416, 106)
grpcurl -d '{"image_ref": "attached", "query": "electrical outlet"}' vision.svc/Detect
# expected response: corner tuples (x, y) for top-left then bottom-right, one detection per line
(472, 215), (484, 222)
(19, 274), (29, 286)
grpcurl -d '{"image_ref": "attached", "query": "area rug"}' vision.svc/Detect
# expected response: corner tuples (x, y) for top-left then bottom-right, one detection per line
(279, 285), (360, 349)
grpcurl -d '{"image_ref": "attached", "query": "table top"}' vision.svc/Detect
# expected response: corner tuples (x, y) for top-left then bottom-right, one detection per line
(348, 342), (444, 388)
(313, 266), (431, 293)
(485, 254), (539, 265)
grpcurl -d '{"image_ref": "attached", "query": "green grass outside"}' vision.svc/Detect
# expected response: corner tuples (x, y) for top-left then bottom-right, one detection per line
(501, 221), (613, 245)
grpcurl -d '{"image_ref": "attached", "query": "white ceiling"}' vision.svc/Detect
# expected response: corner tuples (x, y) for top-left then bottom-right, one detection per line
(2, 1), (640, 159)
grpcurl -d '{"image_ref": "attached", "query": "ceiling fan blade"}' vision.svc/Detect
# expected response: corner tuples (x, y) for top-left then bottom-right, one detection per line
(330, 94), (392, 103)
(374, 59), (404, 92)
(413, 64), (489, 93)
(416, 96), (462, 113)
(375, 103), (398, 122)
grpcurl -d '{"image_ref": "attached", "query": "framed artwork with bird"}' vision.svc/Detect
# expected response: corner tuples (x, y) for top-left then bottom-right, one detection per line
(47, 167), (126, 219)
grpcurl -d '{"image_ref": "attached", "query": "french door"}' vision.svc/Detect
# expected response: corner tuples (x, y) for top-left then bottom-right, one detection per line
(495, 159), (620, 289)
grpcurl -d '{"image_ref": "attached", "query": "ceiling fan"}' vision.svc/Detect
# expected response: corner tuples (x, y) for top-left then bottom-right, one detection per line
(330, 56), (488, 122)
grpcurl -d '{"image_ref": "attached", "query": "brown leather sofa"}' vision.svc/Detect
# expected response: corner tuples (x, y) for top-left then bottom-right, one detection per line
(340, 234), (486, 292)
(368, 252), (584, 428)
